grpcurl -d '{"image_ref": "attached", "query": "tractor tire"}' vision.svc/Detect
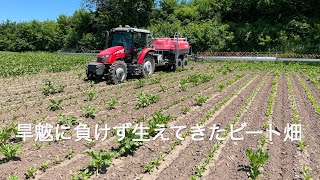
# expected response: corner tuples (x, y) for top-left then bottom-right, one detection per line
(182, 58), (188, 69)
(108, 61), (127, 84)
(176, 58), (183, 69)
(142, 55), (155, 77)
(168, 64), (176, 72)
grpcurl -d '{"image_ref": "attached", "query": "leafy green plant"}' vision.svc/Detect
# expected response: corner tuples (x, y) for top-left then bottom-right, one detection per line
(0, 124), (18, 144)
(259, 136), (267, 148)
(298, 140), (307, 152)
(25, 167), (36, 179)
(81, 106), (99, 119)
(33, 143), (45, 150)
(48, 98), (63, 111)
(40, 162), (48, 172)
(245, 148), (269, 179)
(0, 143), (22, 161)
(262, 122), (268, 131)
(106, 98), (118, 110)
(57, 114), (79, 127)
(148, 112), (172, 137)
(53, 156), (62, 165)
(181, 106), (190, 115)
(216, 83), (225, 92)
(159, 84), (168, 92)
(179, 83), (187, 92)
(135, 92), (160, 109)
(144, 155), (163, 173)
(66, 148), (74, 159)
(8, 175), (19, 180)
(150, 77), (161, 84)
(301, 166), (313, 180)
(135, 79), (145, 89)
(85, 91), (96, 101)
(85, 150), (113, 175)
(194, 95), (209, 106)
(117, 129), (143, 156)
(71, 168), (92, 180)
(42, 79), (65, 96)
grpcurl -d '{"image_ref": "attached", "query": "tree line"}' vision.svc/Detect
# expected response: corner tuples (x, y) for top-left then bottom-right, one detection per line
(0, 0), (319, 53)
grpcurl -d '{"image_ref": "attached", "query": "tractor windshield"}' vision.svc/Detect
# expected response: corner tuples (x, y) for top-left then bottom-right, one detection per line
(111, 32), (132, 51)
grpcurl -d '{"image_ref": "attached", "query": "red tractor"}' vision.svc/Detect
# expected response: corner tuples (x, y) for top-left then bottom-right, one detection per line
(86, 25), (190, 84)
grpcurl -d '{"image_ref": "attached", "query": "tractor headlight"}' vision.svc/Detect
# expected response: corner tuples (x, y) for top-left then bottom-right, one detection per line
(97, 55), (109, 62)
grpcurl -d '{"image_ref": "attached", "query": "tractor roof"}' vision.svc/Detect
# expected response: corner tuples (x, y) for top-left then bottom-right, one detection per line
(111, 26), (151, 34)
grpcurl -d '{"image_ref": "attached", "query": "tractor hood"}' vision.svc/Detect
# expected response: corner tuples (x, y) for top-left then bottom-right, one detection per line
(97, 46), (126, 64)
(98, 46), (124, 56)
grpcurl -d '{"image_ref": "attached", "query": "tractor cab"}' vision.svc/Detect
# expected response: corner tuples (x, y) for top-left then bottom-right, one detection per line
(107, 26), (152, 63)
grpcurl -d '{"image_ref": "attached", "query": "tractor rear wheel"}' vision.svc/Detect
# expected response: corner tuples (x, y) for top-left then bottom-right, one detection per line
(142, 55), (155, 77)
(108, 61), (127, 84)
(176, 58), (183, 69)
(182, 58), (188, 69)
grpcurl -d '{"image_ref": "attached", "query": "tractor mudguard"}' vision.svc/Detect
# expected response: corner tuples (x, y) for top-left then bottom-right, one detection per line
(137, 48), (155, 64)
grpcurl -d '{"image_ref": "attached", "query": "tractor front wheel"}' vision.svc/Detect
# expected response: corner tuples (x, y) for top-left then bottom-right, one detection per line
(142, 55), (155, 77)
(108, 61), (127, 84)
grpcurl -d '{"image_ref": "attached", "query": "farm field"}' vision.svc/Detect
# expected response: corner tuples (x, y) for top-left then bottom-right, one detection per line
(0, 52), (320, 180)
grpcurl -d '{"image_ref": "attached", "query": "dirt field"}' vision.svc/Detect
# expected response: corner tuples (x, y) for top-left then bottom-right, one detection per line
(0, 56), (319, 180)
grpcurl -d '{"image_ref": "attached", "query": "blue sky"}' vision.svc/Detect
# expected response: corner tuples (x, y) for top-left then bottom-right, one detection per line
(0, 0), (82, 22)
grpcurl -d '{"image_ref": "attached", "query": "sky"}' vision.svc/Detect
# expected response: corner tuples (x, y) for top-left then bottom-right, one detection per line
(0, 0), (83, 23)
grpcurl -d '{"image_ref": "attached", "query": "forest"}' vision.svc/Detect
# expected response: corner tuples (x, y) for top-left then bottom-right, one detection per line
(0, 0), (319, 53)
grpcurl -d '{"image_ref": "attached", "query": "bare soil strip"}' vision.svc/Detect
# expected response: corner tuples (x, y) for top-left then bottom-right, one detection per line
(137, 75), (263, 180)
(139, 75), (263, 180)
(263, 74), (299, 179)
(201, 74), (273, 179)
(291, 74), (320, 177)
